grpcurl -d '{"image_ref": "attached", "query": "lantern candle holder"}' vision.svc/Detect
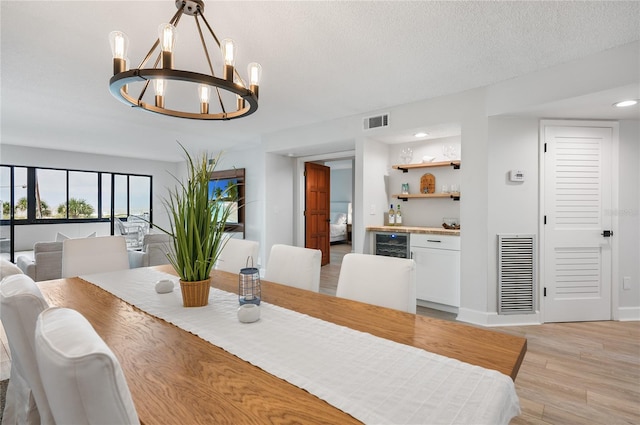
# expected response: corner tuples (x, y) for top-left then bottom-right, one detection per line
(239, 257), (261, 305)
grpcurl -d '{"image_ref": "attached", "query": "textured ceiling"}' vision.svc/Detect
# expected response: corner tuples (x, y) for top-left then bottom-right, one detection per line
(1, 1), (638, 161)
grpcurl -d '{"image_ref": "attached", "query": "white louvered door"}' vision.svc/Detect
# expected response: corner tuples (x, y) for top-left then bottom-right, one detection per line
(543, 124), (612, 322)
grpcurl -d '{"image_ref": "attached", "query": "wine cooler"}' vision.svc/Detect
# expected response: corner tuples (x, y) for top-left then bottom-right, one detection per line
(374, 232), (410, 258)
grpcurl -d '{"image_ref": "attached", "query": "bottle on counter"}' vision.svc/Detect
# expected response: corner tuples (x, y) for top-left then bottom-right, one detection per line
(388, 204), (396, 226)
(395, 204), (402, 226)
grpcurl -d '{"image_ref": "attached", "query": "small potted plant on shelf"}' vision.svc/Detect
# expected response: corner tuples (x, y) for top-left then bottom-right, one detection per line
(157, 144), (235, 307)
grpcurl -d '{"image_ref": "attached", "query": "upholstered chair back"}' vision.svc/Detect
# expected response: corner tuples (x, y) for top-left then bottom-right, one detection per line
(336, 253), (416, 313)
(62, 235), (129, 278)
(0, 274), (54, 424)
(35, 307), (140, 425)
(216, 238), (259, 274)
(265, 244), (321, 292)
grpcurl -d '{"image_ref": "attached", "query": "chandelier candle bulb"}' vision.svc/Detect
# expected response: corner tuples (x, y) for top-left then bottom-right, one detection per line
(198, 84), (211, 114)
(109, 31), (129, 74)
(154, 79), (166, 108)
(221, 38), (236, 81)
(248, 62), (262, 98)
(158, 23), (177, 69)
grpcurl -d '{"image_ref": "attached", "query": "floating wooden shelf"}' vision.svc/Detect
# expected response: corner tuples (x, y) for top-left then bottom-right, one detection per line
(394, 192), (461, 201)
(393, 160), (460, 172)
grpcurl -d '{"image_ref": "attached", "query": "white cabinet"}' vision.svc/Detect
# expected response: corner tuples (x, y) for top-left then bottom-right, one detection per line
(410, 234), (460, 308)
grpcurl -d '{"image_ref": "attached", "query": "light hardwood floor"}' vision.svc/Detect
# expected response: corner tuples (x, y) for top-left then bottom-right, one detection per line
(1, 244), (638, 424)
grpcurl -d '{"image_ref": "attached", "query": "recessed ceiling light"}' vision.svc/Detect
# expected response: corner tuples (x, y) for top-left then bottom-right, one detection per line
(414, 132), (429, 138)
(613, 100), (638, 108)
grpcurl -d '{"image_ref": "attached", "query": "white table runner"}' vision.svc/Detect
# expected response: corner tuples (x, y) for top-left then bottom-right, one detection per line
(80, 268), (520, 425)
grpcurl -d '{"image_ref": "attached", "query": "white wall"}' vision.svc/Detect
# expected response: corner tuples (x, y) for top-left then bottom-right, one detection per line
(264, 153), (295, 268)
(330, 168), (352, 203)
(486, 117), (540, 317)
(617, 120), (640, 317)
(357, 137), (390, 254)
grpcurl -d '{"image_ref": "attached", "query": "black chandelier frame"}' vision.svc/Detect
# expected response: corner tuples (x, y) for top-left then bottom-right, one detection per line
(109, 0), (259, 121)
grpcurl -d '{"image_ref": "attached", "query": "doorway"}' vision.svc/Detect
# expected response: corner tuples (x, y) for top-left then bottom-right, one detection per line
(541, 120), (617, 322)
(296, 153), (354, 265)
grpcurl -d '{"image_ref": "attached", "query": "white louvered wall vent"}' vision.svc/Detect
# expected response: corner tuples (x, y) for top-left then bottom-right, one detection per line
(498, 234), (536, 315)
(363, 113), (389, 130)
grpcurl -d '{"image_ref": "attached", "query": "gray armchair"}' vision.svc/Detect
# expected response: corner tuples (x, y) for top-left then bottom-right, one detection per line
(16, 241), (63, 281)
(128, 233), (173, 268)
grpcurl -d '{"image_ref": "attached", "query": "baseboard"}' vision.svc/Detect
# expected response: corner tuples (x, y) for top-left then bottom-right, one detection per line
(417, 300), (458, 314)
(618, 306), (640, 321)
(457, 307), (542, 327)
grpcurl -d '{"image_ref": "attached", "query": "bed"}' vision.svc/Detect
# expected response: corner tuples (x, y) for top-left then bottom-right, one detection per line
(330, 202), (350, 243)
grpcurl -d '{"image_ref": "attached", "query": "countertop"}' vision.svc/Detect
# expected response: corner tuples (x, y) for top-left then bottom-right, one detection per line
(366, 226), (460, 236)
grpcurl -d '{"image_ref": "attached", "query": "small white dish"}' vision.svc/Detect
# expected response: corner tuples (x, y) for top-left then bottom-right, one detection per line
(237, 304), (261, 323)
(155, 279), (175, 294)
(422, 155), (435, 163)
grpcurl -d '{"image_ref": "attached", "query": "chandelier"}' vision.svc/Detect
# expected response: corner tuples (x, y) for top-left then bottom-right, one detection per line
(108, 0), (261, 120)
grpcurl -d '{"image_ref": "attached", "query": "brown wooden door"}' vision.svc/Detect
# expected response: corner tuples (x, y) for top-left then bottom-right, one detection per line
(305, 162), (330, 265)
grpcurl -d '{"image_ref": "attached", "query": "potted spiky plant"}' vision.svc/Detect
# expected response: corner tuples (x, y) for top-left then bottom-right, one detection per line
(158, 145), (235, 307)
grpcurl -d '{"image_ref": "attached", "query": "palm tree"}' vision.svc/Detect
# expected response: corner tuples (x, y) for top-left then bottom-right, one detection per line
(36, 200), (52, 218)
(57, 198), (95, 218)
(14, 197), (27, 218)
(2, 201), (10, 219)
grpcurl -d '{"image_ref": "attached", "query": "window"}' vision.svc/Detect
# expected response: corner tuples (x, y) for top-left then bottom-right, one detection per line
(101, 173), (112, 218)
(129, 175), (151, 217)
(0, 165), (152, 225)
(114, 174), (128, 218)
(1, 166), (11, 220)
(36, 169), (66, 219)
(68, 171), (98, 218)
(12, 168), (28, 220)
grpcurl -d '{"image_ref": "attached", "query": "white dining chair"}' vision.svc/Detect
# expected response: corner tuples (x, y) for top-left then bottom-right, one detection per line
(336, 253), (417, 313)
(0, 274), (55, 425)
(215, 238), (259, 273)
(34, 307), (140, 425)
(61, 235), (130, 278)
(265, 244), (321, 292)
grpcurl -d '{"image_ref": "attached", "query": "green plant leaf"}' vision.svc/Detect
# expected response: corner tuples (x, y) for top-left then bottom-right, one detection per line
(156, 143), (235, 282)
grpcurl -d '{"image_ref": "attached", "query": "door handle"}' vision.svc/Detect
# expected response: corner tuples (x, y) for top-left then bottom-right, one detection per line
(601, 230), (613, 237)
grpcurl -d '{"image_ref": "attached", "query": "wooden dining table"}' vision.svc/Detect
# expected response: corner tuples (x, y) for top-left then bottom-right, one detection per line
(38, 265), (527, 425)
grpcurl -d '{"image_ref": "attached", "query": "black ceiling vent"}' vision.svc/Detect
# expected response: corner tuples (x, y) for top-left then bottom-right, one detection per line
(363, 113), (389, 130)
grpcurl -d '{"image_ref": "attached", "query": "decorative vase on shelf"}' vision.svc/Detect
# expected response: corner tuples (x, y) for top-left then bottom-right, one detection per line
(154, 143), (236, 308)
(400, 147), (413, 164)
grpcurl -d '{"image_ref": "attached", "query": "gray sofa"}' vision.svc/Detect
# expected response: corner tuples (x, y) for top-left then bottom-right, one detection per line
(16, 241), (63, 281)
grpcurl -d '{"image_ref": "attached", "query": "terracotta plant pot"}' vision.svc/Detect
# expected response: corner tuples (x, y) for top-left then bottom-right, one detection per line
(179, 278), (211, 307)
